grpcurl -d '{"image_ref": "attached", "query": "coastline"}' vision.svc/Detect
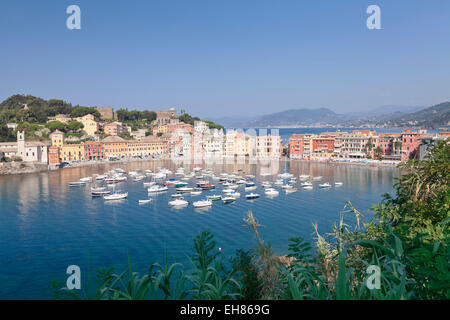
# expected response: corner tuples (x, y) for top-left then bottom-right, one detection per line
(0, 155), (400, 176)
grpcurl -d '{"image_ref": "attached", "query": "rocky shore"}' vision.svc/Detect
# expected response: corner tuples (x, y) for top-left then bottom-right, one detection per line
(0, 162), (52, 175)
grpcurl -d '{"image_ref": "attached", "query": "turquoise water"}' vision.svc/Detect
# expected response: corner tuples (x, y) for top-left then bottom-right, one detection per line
(0, 159), (399, 299)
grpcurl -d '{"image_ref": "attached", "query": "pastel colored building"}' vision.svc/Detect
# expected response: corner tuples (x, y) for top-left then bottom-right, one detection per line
(84, 141), (104, 160)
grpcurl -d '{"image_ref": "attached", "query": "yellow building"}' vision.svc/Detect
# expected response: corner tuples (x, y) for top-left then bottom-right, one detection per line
(76, 114), (98, 136)
(102, 136), (129, 159)
(128, 136), (168, 157)
(50, 130), (64, 147)
(60, 144), (85, 162)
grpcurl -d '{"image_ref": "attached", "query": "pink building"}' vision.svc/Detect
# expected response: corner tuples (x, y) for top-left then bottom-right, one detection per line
(401, 129), (421, 161)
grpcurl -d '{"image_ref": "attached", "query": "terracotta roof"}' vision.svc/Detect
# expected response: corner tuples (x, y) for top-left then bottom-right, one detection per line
(102, 136), (127, 143)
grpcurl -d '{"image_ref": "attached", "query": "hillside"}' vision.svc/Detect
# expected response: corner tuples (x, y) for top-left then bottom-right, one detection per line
(242, 108), (345, 127)
(382, 102), (450, 128)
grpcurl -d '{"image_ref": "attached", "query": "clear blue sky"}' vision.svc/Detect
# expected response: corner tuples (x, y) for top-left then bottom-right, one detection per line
(1, 0), (449, 118)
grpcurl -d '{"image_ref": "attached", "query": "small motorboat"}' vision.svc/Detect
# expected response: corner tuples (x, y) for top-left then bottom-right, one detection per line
(303, 185), (313, 190)
(245, 186), (257, 192)
(222, 188), (234, 194)
(193, 199), (213, 208)
(190, 190), (202, 196)
(285, 188), (297, 194)
(133, 175), (146, 182)
(207, 195), (222, 201)
(69, 181), (86, 187)
(282, 184), (293, 189)
(274, 180), (283, 185)
(245, 181), (256, 187)
(79, 177), (92, 183)
(148, 185), (169, 193)
(138, 199), (152, 204)
(301, 181), (312, 187)
(176, 187), (194, 193)
(143, 181), (156, 187)
(265, 188), (279, 196)
(199, 184), (215, 190)
(319, 183), (332, 188)
(222, 197), (236, 204)
(335, 182), (343, 186)
(169, 198), (189, 207)
(261, 182), (272, 188)
(95, 175), (107, 181)
(92, 190), (111, 197)
(229, 191), (241, 198)
(175, 182), (188, 188)
(171, 193), (183, 198)
(246, 193), (260, 200)
(104, 192), (128, 200)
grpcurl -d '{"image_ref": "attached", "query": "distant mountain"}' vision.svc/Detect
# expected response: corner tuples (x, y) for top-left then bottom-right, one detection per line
(210, 103), (448, 129)
(382, 102), (450, 128)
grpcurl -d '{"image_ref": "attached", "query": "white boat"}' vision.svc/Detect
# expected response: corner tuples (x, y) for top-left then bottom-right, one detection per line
(193, 199), (213, 208)
(95, 175), (107, 181)
(69, 181), (86, 187)
(285, 188), (297, 194)
(278, 172), (293, 179)
(261, 182), (272, 188)
(222, 196), (236, 203)
(265, 188), (279, 196)
(229, 191), (240, 198)
(171, 193), (183, 198)
(313, 176), (323, 181)
(274, 180), (283, 185)
(228, 184), (239, 190)
(143, 181), (156, 187)
(91, 187), (106, 192)
(335, 182), (343, 186)
(299, 174), (309, 180)
(104, 192), (128, 200)
(148, 185), (168, 193)
(246, 193), (260, 199)
(301, 181), (313, 187)
(190, 190), (202, 196)
(176, 187), (194, 193)
(138, 199), (152, 204)
(236, 179), (247, 184)
(79, 177), (92, 183)
(303, 186), (313, 190)
(133, 175), (145, 182)
(244, 186), (257, 192)
(282, 184), (293, 189)
(169, 198), (189, 207)
(319, 183), (332, 188)
(92, 189), (111, 196)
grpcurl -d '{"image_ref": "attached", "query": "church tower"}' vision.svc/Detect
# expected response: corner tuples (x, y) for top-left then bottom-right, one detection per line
(17, 130), (25, 159)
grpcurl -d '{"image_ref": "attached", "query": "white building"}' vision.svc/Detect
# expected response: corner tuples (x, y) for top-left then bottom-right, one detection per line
(0, 131), (49, 163)
(194, 121), (210, 134)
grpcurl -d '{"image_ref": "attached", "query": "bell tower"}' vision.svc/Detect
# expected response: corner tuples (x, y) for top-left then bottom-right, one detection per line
(17, 130), (25, 158)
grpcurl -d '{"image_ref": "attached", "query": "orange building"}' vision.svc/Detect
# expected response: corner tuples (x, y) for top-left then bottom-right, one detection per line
(48, 146), (60, 165)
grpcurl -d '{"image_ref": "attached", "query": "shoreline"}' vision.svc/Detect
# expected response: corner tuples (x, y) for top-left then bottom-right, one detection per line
(0, 155), (400, 176)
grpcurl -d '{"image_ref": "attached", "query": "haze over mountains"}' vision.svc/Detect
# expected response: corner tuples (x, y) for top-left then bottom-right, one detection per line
(209, 103), (450, 129)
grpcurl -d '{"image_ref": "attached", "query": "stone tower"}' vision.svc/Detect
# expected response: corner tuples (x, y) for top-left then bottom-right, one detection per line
(17, 130), (25, 159)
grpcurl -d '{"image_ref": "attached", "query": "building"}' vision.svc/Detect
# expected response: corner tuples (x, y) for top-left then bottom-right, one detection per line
(96, 107), (115, 120)
(48, 146), (60, 165)
(104, 121), (127, 136)
(256, 132), (281, 158)
(194, 121), (210, 134)
(84, 141), (104, 160)
(0, 131), (49, 163)
(102, 136), (129, 159)
(75, 114), (98, 136)
(340, 131), (376, 159)
(47, 114), (72, 124)
(419, 136), (447, 160)
(155, 109), (177, 125)
(50, 130), (65, 148)
(127, 136), (169, 158)
(6, 123), (18, 130)
(60, 144), (85, 162)
(401, 129), (421, 161)
(130, 129), (148, 140)
(289, 134), (313, 159)
(311, 136), (335, 158)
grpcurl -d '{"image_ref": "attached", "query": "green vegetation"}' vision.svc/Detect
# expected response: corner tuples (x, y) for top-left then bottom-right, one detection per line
(179, 110), (200, 126)
(51, 141), (449, 300)
(204, 120), (224, 130)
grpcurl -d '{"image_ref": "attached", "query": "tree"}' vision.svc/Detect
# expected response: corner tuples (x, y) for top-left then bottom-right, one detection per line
(46, 121), (67, 132)
(71, 106), (101, 119)
(67, 121), (84, 131)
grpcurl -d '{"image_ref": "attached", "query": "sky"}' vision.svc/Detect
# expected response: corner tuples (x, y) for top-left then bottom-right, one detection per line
(0, 0), (449, 118)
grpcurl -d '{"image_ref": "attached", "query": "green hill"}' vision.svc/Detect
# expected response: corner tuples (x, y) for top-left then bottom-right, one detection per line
(384, 101), (450, 128)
